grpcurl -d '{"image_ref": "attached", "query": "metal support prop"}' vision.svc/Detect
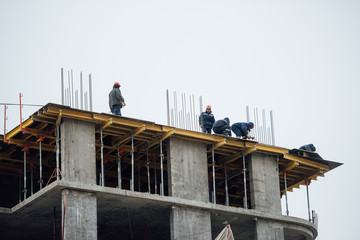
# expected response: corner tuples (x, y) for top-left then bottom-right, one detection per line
(100, 126), (104, 186)
(23, 151), (27, 200)
(147, 148), (150, 193)
(39, 141), (43, 189)
(160, 140), (164, 196)
(225, 163), (229, 206)
(56, 124), (60, 180)
(242, 156), (248, 209)
(31, 166), (33, 195)
(284, 171), (289, 216)
(131, 134), (134, 191)
(154, 156), (157, 194)
(117, 146), (122, 189)
(212, 144), (216, 204)
(19, 174), (22, 203)
(138, 165), (141, 192)
(306, 179), (312, 221)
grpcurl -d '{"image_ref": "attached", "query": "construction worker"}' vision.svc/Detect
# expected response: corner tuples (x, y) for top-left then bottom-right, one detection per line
(199, 105), (215, 134)
(300, 144), (316, 152)
(213, 117), (231, 136)
(109, 82), (126, 116)
(231, 122), (255, 139)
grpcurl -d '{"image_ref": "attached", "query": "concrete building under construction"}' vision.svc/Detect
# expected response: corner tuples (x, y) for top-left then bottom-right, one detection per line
(0, 103), (342, 239)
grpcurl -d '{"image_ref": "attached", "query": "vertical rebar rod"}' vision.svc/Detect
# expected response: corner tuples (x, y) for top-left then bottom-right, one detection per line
(80, 71), (83, 109)
(89, 74), (93, 111)
(56, 124), (60, 180)
(147, 148), (150, 193)
(166, 89), (170, 125)
(199, 96), (203, 115)
(23, 151), (27, 200)
(189, 96), (193, 130)
(100, 126), (104, 186)
(270, 110), (275, 146)
(184, 93), (187, 129)
(39, 141), (43, 189)
(225, 163), (229, 206)
(174, 91), (178, 127)
(131, 134), (134, 191)
(160, 140), (164, 196)
(306, 179), (311, 221)
(246, 105), (250, 122)
(75, 90), (78, 108)
(262, 109), (266, 144)
(68, 71), (71, 106)
(192, 94), (196, 131)
(85, 92), (88, 110)
(212, 144), (216, 204)
(284, 171), (289, 216)
(256, 108), (260, 141)
(61, 68), (64, 105)
(243, 155), (247, 209)
(154, 156), (157, 194)
(71, 69), (74, 107)
(117, 146), (122, 189)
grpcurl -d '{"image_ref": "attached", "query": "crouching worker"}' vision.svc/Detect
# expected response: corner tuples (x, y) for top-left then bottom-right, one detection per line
(300, 144), (316, 152)
(109, 82), (126, 116)
(231, 122), (255, 139)
(199, 105), (215, 134)
(213, 118), (231, 136)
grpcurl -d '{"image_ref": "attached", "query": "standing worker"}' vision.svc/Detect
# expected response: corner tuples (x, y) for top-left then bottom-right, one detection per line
(199, 105), (215, 134)
(109, 82), (126, 116)
(231, 122), (255, 139)
(213, 117), (231, 136)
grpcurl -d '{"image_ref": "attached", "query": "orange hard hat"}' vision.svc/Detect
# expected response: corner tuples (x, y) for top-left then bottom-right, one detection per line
(206, 105), (212, 109)
(114, 82), (121, 87)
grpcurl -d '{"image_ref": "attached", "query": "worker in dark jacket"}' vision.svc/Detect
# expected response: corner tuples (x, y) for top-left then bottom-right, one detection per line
(213, 117), (231, 136)
(300, 144), (316, 152)
(199, 105), (215, 134)
(109, 82), (126, 116)
(231, 122), (255, 139)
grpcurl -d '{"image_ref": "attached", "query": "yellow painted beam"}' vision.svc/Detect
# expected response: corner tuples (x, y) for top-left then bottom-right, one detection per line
(5, 118), (34, 140)
(8, 139), (55, 152)
(118, 125), (146, 146)
(282, 161), (299, 172)
(148, 129), (174, 149)
(283, 154), (329, 171)
(102, 119), (113, 129)
(281, 171), (325, 194)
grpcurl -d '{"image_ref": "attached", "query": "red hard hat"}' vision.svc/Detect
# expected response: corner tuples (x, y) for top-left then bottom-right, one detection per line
(114, 82), (121, 87)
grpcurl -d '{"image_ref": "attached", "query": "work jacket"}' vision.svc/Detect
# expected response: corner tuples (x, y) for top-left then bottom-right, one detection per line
(199, 111), (215, 128)
(109, 87), (125, 111)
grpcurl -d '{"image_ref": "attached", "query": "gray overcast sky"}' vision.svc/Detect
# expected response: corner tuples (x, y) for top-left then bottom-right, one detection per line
(1, 1), (359, 239)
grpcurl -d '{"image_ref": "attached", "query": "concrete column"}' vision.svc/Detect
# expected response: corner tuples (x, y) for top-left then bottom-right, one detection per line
(249, 153), (284, 240)
(61, 118), (96, 184)
(62, 189), (97, 239)
(60, 119), (97, 239)
(167, 137), (212, 240)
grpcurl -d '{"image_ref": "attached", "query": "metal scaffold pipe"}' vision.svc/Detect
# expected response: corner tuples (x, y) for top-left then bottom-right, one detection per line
(284, 171), (289, 216)
(243, 155), (247, 209)
(39, 141), (43, 189)
(23, 151), (27, 200)
(146, 147), (150, 193)
(117, 146), (122, 189)
(225, 163), (229, 206)
(160, 139), (164, 196)
(131, 134), (134, 191)
(212, 144), (216, 204)
(100, 126), (104, 186)
(56, 124), (60, 180)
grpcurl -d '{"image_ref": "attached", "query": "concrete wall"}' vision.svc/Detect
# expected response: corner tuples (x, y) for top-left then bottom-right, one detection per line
(167, 137), (212, 240)
(61, 118), (96, 184)
(254, 219), (285, 240)
(62, 189), (97, 240)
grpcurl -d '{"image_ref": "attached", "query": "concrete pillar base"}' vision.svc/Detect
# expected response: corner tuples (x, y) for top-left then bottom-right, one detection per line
(62, 189), (97, 240)
(254, 219), (285, 240)
(170, 206), (212, 240)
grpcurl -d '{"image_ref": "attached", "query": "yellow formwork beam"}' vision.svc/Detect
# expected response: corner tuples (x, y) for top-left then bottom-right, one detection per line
(281, 171), (325, 194)
(5, 118), (34, 140)
(283, 153), (329, 171)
